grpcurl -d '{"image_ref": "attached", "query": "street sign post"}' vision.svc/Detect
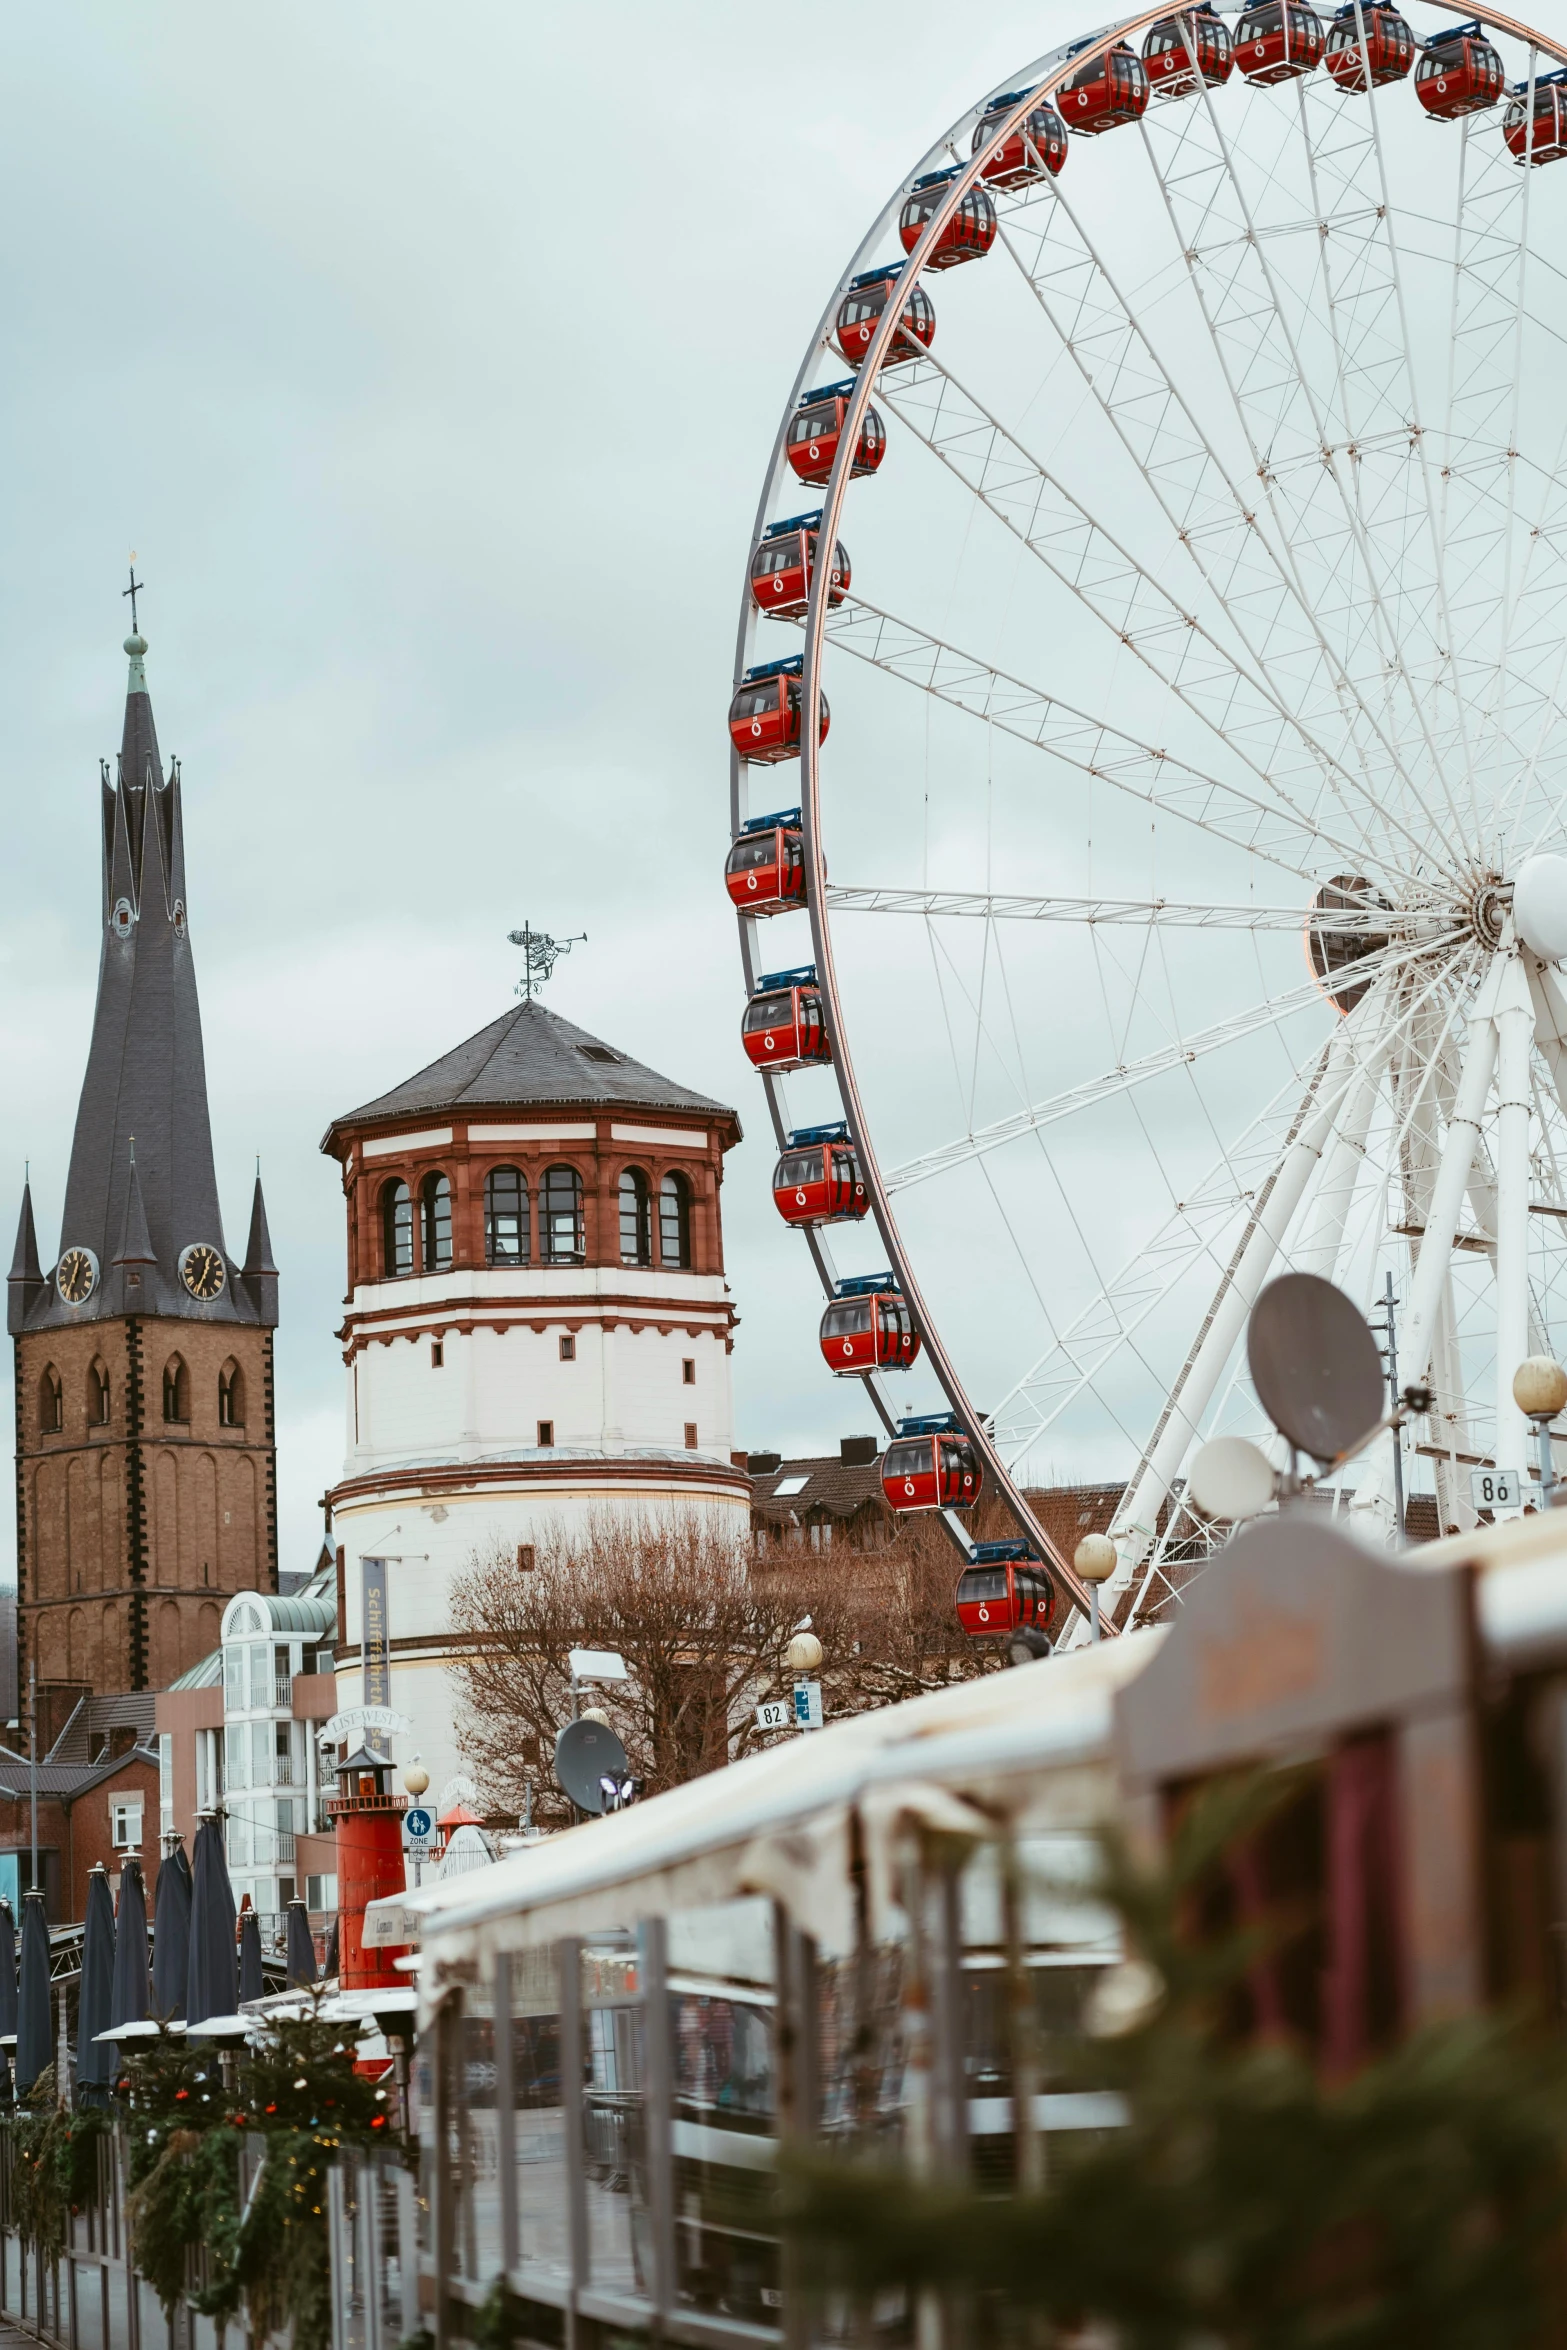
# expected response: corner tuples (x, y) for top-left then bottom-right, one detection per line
(793, 1680), (823, 1731)
(403, 1807), (433, 1843)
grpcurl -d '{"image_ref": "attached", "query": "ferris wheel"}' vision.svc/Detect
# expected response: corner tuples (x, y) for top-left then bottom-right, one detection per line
(727, 0), (1567, 1640)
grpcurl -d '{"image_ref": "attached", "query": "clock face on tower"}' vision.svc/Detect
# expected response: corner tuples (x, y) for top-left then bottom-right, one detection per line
(178, 1242), (226, 1302)
(55, 1248), (99, 1305)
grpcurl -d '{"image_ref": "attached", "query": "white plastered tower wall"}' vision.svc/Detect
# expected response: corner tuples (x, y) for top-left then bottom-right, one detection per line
(320, 996), (750, 1804)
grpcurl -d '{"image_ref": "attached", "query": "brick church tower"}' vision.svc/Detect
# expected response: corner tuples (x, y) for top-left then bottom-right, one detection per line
(8, 621), (279, 1706)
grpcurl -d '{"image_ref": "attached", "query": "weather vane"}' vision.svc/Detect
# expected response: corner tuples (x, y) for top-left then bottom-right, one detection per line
(123, 559), (145, 634)
(509, 921), (586, 1001)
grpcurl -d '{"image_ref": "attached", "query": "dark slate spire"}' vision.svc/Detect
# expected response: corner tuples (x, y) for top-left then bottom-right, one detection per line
(241, 1172), (278, 1323)
(16, 626), (275, 1332)
(6, 1181), (44, 1334)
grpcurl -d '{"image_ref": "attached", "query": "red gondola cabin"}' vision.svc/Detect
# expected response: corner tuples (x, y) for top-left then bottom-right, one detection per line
(880, 1413), (982, 1511)
(1323, 3), (1413, 90)
(1504, 72), (1567, 162)
(954, 1542), (1058, 1640)
(1058, 42), (1150, 133)
(786, 382), (888, 487)
(818, 1278), (920, 1375)
(835, 264), (936, 368)
(972, 89), (1069, 185)
(1413, 23), (1505, 117)
(1234, 1), (1326, 83)
(898, 168), (998, 269)
(749, 513), (850, 619)
(728, 656), (830, 765)
(726, 809), (804, 915)
(742, 967), (830, 1072)
(772, 1123), (868, 1227)
(1142, 6), (1235, 96)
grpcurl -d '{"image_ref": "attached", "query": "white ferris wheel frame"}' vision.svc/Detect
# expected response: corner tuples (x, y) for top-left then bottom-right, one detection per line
(729, 0), (1567, 1639)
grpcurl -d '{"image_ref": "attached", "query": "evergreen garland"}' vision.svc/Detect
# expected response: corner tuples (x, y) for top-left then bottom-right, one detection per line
(8, 2072), (112, 2264)
(116, 2004), (401, 2350)
(785, 1772), (1567, 2349)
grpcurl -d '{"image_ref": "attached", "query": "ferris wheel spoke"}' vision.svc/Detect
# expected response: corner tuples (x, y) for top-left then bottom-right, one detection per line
(817, 595), (1407, 884)
(874, 354), (1402, 854)
(881, 933), (1454, 1195)
(824, 883), (1436, 935)
(998, 161), (1462, 877)
(1134, 80), (1470, 850)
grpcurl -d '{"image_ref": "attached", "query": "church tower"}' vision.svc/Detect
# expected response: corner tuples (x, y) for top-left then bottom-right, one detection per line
(8, 619), (279, 1704)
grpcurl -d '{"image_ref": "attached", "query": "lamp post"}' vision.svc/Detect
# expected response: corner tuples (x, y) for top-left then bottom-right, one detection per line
(786, 1630), (823, 1731)
(1512, 1356), (1567, 1505)
(1073, 1535), (1117, 1643)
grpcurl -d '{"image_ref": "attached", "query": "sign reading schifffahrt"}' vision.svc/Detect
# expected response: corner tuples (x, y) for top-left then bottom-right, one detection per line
(361, 1556), (392, 1757)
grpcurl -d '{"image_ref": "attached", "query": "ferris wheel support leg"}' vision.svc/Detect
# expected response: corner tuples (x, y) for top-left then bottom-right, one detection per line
(1351, 958), (1505, 1531)
(1430, 1271), (1479, 1538)
(1109, 1030), (1357, 1594)
(1291, 1036), (1385, 1283)
(1491, 949), (1537, 1514)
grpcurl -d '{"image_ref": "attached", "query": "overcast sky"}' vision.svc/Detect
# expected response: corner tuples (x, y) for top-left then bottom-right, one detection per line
(0, 1), (1109, 1580)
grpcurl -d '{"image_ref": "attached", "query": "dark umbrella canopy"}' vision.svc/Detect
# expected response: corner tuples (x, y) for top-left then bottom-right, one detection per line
(285, 1900), (317, 1987)
(16, 1893), (50, 2097)
(151, 1842), (192, 2020)
(323, 1917), (340, 1983)
(76, 1868), (117, 2099)
(185, 1817), (237, 2028)
(109, 1860), (150, 2037)
(238, 1907), (263, 2004)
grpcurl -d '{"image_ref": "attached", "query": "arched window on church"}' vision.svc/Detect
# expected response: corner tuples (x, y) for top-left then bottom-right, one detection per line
(619, 1168), (652, 1265)
(382, 1180), (413, 1277)
(39, 1367), (62, 1436)
(88, 1361), (111, 1427)
(422, 1172), (453, 1272)
(542, 1165), (585, 1263)
(162, 1355), (190, 1425)
(660, 1171), (693, 1269)
(218, 1360), (245, 1428)
(485, 1167), (529, 1264)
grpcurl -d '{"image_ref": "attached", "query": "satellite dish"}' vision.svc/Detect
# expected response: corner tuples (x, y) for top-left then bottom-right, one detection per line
(1188, 1436), (1276, 1524)
(554, 1718), (629, 1816)
(1514, 854), (1567, 963)
(1247, 1273), (1384, 1467)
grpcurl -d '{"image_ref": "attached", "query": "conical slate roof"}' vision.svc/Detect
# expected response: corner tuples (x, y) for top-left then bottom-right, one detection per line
(323, 999), (739, 1149)
(9, 632), (278, 1334)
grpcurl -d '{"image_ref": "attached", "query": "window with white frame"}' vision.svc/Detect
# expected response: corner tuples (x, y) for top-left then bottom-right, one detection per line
(158, 1734), (174, 1841)
(111, 1796), (144, 1851)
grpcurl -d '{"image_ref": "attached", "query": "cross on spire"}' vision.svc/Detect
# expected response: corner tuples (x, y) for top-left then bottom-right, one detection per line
(508, 921), (587, 1001)
(122, 563), (145, 633)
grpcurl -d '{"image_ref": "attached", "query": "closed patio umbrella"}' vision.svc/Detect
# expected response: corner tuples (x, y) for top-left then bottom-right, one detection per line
(151, 1841), (192, 2020)
(238, 1906), (263, 2003)
(284, 1899), (317, 1987)
(16, 1892), (50, 2098)
(76, 1867), (117, 2103)
(109, 1857), (149, 2054)
(0, 1897), (17, 2097)
(185, 1816), (237, 2028)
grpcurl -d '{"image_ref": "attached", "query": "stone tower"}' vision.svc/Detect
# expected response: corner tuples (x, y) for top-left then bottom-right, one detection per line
(318, 995), (748, 1794)
(8, 624), (279, 1705)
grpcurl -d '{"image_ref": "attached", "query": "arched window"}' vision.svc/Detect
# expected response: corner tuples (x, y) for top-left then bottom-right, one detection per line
(541, 1165), (585, 1263)
(218, 1360), (245, 1428)
(484, 1167), (529, 1265)
(619, 1168), (652, 1266)
(382, 1180), (413, 1277)
(162, 1356), (190, 1424)
(88, 1362), (111, 1427)
(39, 1368), (62, 1436)
(660, 1172), (692, 1269)
(422, 1172), (453, 1272)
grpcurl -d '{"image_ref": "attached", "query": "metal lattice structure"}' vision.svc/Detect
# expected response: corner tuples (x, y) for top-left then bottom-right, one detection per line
(729, 2), (1567, 1639)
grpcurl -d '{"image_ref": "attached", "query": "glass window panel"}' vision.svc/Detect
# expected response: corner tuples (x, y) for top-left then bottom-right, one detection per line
(248, 1644), (270, 1710)
(659, 1175), (691, 1270)
(224, 1724), (249, 1791)
(251, 1721), (272, 1785)
(667, 1902), (779, 2320)
(223, 1647), (243, 1709)
(582, 1935), (645, 2298)
(460, 1976), (502, 2283)
(509, 1947), (568, 2285)
(484, 1167), (528, 1265)
(422, 1174), (453, 1273)
(382, 1181), (413, 1277)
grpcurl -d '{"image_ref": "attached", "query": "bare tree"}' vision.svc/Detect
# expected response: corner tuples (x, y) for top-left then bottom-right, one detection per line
(449, 1506), (1011, 1819)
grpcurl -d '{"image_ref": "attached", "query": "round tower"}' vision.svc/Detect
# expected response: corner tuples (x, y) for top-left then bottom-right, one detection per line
(320, 997), (748, 1796)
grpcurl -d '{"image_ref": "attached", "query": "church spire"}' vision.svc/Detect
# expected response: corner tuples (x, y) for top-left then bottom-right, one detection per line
(10, 616), (275, 1332)
(6, 1179), (43, 1332)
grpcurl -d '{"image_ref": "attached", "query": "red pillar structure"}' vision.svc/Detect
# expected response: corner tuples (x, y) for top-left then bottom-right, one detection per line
(327, 1744), (407, 1989)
